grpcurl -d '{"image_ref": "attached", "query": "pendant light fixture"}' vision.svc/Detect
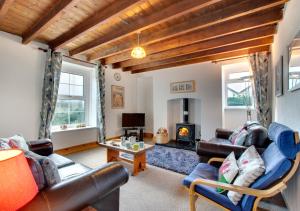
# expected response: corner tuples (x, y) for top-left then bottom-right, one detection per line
(131, 32), (146, 59)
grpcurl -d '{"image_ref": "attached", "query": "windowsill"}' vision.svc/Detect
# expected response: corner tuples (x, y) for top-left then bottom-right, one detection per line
(224, 106), (255, 110)
(51, 126), (97, 133)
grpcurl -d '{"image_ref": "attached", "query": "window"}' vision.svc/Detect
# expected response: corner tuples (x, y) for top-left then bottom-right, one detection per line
(52, 72), (86, 127)
(51, 61), (96, 131)
(223, 63), (254, 108)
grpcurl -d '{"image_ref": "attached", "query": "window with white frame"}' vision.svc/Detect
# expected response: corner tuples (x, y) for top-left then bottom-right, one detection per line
(224, 68), (254, 108)
(52, 61), (96, 130)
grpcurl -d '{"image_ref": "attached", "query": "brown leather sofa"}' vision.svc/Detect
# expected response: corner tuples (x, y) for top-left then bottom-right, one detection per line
(197, 122), (270, 162)
(20, 139), (129, 211)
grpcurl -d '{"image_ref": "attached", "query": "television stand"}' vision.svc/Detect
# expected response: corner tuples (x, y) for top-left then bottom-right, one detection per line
(123, 127), (144, 141)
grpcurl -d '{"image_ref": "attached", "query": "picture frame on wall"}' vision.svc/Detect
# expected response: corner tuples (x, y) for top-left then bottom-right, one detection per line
(275, 56), (283, 97)
(111, 85), (124, 109)
(170, 80), (196, 93)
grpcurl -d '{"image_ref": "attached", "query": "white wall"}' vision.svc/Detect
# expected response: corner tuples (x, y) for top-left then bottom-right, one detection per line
(137, 77), (153, 133)
(137, 62), (222, 140)
(0, 32), (139, 150)
(105, 66), (138, 138)
(0, 32), (46, 140)
(271, 0), (300, 209)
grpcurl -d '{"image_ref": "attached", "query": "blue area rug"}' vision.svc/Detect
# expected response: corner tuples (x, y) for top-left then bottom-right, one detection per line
(146, 145), (200, 175)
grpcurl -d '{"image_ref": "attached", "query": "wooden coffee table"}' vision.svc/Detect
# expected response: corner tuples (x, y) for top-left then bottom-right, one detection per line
(99, 140), (154, 176)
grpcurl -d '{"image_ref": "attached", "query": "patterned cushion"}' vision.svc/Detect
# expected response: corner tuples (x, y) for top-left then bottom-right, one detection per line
(229, 127), (243, 144)
(1, 135), (29, 151)
(183, 163), (241, 211)
(0, 139), (11, 149)
(217, 152), (239, 193)
(25, 155), (46, 190)
(42, 157), (61, 186)
(25, 151), (61, 187)
(232, 129), (248, 146)
(227, 146), (265, 205)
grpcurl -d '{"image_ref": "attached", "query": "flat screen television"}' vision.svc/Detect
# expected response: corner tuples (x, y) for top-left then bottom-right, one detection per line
(122, 113), (145, 128)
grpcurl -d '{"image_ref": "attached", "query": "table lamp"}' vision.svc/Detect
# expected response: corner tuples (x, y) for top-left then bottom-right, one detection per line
(0, 149), (38, 210)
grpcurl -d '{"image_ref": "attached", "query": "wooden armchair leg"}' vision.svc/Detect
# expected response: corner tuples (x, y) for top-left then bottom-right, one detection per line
(189, 192), (197, 211)
(252, 197), (262, 211)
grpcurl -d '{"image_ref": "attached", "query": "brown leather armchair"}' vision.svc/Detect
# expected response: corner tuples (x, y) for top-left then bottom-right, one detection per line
(21, 139), (129, 211)
(197, 123), (270, 162)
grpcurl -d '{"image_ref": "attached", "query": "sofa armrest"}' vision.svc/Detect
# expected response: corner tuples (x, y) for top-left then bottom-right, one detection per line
(27, 139), (53, 156)
(215, 128), (233, 139)
(20, 162), (129, 211)
(197, 140), (266, 159)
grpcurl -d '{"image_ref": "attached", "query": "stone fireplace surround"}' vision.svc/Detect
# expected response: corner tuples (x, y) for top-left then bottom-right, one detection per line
(167, 97), (201, 142)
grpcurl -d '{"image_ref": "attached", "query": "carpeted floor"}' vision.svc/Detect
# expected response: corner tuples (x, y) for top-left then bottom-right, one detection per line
(66, 147), (221, 211)
(66, 147), (287, 211)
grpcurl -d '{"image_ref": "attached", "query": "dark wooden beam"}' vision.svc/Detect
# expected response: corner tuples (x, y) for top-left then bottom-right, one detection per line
(125, 37), (273, 71)
(131, 45), (270, 74)
(49, 0), (142, 49)
(69, 0), (223, 56)
(22, 0), (78, 44)
(0, 0), (14, 21)
(104, 8), (282, 64)
(117, 25), (275, 68)
(90, 0), (286, 62)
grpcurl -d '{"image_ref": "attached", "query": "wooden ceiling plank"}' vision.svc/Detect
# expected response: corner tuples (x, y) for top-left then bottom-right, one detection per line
(90, 0), (286, 61)
(22, 0), (78, 44)
(118, 25), (276, 68)
(125, 37), (273, 71)
(0, 0), (15, 21)
(69, 0), (223, 56)
(131, 45), (270, 74)
(49, 0), (144, 49)
(105, 8), (282, 64)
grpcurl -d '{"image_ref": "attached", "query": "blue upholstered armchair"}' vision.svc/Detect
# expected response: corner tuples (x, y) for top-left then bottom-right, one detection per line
(183, 122), (300, 211)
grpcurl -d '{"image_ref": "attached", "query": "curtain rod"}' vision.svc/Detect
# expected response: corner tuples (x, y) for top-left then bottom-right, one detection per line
(63, 55), (97, 66)
(36, 47), (98, 66)
(212, 56), (248, 63)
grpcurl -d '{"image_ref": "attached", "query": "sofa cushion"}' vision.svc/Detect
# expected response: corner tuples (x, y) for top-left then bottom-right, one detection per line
(25, 155), (46, 190)
(228, 146), (265, 205)
(0, 139), (11, 149)
(229, 127), (244, 144)
(217, 152), (239, 193)
(0, 134), (29, 151)
(232, 129), (248, 146)
(183, 163), (241, 211)
(268, 122), (297, 159)
(58, 163), (91, 181)
(25, 151), (61, 187)
(240, 143), (292, 211)
(48, 153), (75, 168)
(244, 125), (268, 148)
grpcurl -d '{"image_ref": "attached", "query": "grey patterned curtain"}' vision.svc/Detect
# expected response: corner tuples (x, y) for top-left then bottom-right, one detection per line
(95, 63), (106, 143)
(38, 50), (63, 139)
(249, 52), (272, 127)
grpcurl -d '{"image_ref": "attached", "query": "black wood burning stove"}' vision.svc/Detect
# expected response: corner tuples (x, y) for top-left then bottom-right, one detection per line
(176, 98), (195, 143)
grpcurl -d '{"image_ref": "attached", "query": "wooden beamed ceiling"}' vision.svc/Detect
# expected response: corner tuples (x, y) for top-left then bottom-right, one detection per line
(95, 0), (285, 62)
(69, 0), (223, 56)
(0, 0), (287, 74)
(0, 0), (15, 21)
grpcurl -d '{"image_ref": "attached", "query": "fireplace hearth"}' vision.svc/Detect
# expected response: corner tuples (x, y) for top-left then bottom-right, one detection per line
(156, 98), (199, 151)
